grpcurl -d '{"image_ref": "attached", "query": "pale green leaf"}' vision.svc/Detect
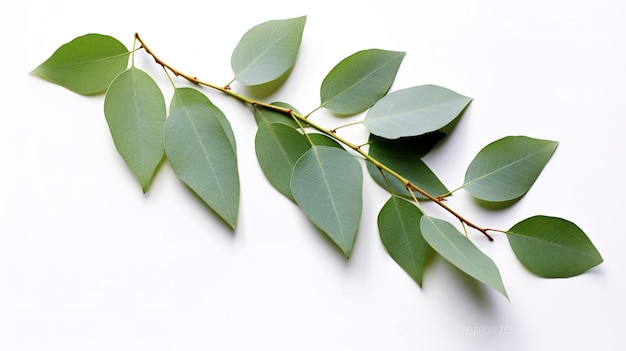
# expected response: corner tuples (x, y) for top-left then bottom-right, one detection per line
(420, 216), (508, 299)
(31, 34), (129, 95)
(363, 85), (471, 139)
(463, 136), (558, 202)
(291, 146), (363, 257)
(231, 16), (306, 86)
(103, 68), (166, 192)
(255, 123), (310, 200)
(320, 49), (405, 115)
(378, 196), (429, 286)
(165, 88), (239, 228)
(366, 133), (448, 199)
(507, 216), (603, 278)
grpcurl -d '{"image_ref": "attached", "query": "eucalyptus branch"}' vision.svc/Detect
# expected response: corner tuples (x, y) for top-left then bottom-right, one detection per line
(135, 32), (494, 241)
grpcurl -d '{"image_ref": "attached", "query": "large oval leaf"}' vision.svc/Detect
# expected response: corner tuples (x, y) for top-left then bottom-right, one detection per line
(31, 34), (129, 95)
(366, 133), (448, 199)
(231, 16), (306, 86)
(320, 49), (405, 115)
(291, 146), (363, 258)
(378, 196), (429, 287)
(103, 67), (166, 192)
(165, 88), (239, 229)
(255, 123), (310, 200)
(420, 216), (508, 299)
(507, 216), (603, 278)
(363, 85), (472, 139)
(463, 136), (558, 202)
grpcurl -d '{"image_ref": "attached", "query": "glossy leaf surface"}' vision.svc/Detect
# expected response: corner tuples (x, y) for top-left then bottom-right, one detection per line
(231, 16), (306, 86)
(366, 133), (448, 199)
(463, 136), (558, 202)
(103, 68), (166, 192)
(421, 216), (508, 298)
(255, 123), (310, 200)
(378, 196), (429, 286)
(320, 49), (405, 115)
(165, 88), (239, 228)
(31, 34), (129, 95)
(363, 85), (471, 139)
(507, 216), (603, 278)
(291, 146), (363, 257)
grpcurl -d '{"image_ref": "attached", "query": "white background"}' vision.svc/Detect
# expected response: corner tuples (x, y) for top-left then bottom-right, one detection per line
(2, 0), (625, 350)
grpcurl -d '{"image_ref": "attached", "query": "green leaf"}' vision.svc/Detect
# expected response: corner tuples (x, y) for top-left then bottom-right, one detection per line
(378, 196), (429, 286)
(366, 133), (448, 199)
(103, 68), (166, 192)
(308, 133), (343, 149)
(291, 146), (363, 258)
(255, 123), (310, 201)
(320, 49), (405, 115)
(363, 85), (472, 139)
(31, 34), (129, 95)
(164, 88), (239, 229)
(420, 216), (508, 299)
(253, 102), (300, 128)
(231, 16), (307, 86)
(507, 216), (603, 278)
(463, 136), (558, 202)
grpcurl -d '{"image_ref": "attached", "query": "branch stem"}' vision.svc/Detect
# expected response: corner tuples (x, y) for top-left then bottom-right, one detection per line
(134, 33), (494, 241)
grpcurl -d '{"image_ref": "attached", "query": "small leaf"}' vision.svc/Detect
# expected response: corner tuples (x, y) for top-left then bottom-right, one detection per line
(253, 102), (300, 128)
(507, 216), (603, 278)
(231, 16), (307, 86)
(320, 49), (405, 115)
(366, 133), (448, 199)
(378, 196), (429, 286)
(255, 123), (310, 200)
(421, 216), (508, 299)
(291, 146), (363, 258)
(463, 136), (558, 202)
(165, 88), (239, 229)
(31, 34), (129, 95)
(363, 85), (472, 139)
(103, 68), (166, 192)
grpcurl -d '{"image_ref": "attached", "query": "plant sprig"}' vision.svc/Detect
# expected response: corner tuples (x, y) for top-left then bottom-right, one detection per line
(31, 16), (603, 300)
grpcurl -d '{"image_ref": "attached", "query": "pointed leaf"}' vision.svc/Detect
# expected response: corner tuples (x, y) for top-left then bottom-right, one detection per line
(253, 102), (300, 128)
(420, 216), (508, 298)
(463, 136), (558, 202)
(367, 133), (448, 199)
(31, 34), (129, 95)
(255, 123), (310, 200)
(363, 85), (472, 139)
(507, 216), (603, 278)
(378, 196), (429, 286)
(165, 88), (239, 228)
(103, 68), (166, 192)
(291, 146), (363, 257)
(231, 16), (306, 86)
(320, 49), (405, 115)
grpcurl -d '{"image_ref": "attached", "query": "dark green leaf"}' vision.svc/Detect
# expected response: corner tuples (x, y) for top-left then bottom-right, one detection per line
(31, 34), (129, 95)
(103, 68), (166, 192)
(231, 16), (307, 86)
(367, 133), (448, 199)
(255, 123), (310, 200)
(463, 136), (558, 202)
(421, 216), (508, 299)
(291, 146), (363, 258)
(507, 216), (603, 278)
(164, 88), (239, 228)
(378, 196), (429, 286)
(363, 85), (471, 139)
(320, 49), (405, 115)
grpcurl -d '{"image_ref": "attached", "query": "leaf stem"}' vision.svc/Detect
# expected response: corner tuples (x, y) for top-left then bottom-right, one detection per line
(134, 32), (494, 241)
